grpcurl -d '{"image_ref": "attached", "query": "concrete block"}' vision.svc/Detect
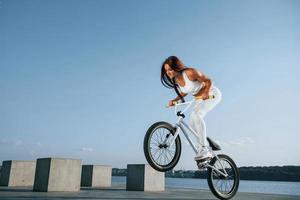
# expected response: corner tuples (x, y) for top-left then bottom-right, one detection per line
(33, 158), (82, 192)
(126, 164), (164, 191)
(81, 165), (112, 187)
(0, 160), (36, 187)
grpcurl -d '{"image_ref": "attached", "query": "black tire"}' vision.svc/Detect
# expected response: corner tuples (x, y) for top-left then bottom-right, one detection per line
(143, 121), (181, 172)
(207, 154), (240, 200)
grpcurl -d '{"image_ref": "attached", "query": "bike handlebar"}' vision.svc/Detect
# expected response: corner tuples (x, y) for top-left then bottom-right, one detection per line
(166, 95), (215, 108)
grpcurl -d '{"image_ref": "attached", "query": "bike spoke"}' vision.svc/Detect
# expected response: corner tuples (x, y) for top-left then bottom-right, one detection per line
(150, 147), (160, 157)
(152, 134), (161, 144)
(167, 149), (174, 160)
(162, 149), (173, 163)
(150, 141), (159, 146)
(163, 149), (168, 164)
(158, 128), (165, 143)
(159, 149), (165, 164)
(157, 149), (164, 162)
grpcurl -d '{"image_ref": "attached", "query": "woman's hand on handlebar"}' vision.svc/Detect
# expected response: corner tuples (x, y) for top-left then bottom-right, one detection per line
(201, 93), (210, 100)
(195, 93), (215, 100)
(196, 92), (209, 100)
(168, 100), (177, 107)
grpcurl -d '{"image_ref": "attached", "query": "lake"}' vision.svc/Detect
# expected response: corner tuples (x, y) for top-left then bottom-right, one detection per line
(112, 176), (300, 196)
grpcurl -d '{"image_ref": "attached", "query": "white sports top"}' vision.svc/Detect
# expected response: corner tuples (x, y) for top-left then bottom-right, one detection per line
(177, 70), (203, 95)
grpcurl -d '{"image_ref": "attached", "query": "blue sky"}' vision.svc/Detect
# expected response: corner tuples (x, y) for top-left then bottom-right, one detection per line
(0, 0), (299, 170)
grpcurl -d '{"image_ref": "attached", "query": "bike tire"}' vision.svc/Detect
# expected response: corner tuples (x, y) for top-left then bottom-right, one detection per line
(207, 154), (240, 200)
(143, 121), (181, 172)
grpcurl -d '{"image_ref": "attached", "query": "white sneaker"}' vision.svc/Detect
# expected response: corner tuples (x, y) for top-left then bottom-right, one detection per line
(194, 147), (213, 161)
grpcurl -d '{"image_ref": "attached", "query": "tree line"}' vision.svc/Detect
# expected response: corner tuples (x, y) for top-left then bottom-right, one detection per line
(112, 166), (300, 182)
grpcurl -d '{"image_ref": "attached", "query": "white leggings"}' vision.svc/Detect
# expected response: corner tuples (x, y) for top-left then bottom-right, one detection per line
(190, 86), (222, 149)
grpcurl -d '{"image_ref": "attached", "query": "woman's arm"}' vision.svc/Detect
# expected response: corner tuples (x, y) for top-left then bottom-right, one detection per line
(186, 68), (212, 99)
(174, 92), (187, 101)
(169, 92), (187, 106)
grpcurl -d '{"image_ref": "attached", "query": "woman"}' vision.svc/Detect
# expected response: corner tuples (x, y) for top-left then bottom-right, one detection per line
(161, 56), (222, 161)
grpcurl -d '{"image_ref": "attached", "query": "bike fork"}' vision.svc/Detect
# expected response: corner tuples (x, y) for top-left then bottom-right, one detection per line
(206, 155), (229, 177)
(162, 125), (181, 147)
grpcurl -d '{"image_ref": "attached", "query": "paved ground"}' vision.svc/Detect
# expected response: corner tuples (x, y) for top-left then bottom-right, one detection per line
(0, 185), (299, 200)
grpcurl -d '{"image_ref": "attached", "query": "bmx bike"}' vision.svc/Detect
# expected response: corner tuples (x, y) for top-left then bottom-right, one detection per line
(143, 97), (239, 200)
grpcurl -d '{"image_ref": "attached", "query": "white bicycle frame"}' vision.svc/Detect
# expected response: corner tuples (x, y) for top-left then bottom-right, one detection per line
(167, 99), (201, 153)
(164, 98), (229, 177)
(165, 98), (205, 153)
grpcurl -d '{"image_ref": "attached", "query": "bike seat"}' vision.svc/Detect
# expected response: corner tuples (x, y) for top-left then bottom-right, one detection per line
(207, 137), (221, 151)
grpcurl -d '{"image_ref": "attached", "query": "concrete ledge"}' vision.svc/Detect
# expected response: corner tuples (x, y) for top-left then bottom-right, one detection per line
(33, 158), (82, 192)
(126, 164), (164, 191)
(81, 165), (112, 187)
(0, 160), (36, 187)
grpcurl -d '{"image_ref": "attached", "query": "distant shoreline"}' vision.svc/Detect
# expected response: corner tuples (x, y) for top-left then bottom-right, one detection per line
(112, 175), (300, 183)
(112, 166), (300, 182)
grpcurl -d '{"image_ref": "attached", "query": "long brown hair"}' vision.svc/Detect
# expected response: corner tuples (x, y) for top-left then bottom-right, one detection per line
(161, 56), (187, 102)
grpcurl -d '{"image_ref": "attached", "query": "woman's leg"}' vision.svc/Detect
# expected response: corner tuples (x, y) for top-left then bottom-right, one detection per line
(190, 86), (222, 160)
(190, 108), (208, 148)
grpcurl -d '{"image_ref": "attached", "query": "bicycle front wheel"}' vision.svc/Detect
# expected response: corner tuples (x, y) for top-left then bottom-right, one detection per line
(143, 121), (181, 172)
(207, 154), (240, 200)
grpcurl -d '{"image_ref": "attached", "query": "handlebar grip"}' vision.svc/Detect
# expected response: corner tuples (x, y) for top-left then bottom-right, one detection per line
(166, 101), (177, 108)
(195, 95), (215, 100)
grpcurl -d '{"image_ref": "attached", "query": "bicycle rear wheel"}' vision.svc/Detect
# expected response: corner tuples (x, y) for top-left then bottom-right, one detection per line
(143, 121), (181, 172)
(207, 154), (240, 200)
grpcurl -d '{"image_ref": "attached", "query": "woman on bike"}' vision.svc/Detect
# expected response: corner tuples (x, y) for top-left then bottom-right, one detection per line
(161, 56), (222, 161)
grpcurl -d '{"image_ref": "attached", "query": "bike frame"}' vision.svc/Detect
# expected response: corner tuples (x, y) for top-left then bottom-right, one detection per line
(165, 98), (205, 153)
(164, 98), (229, 177)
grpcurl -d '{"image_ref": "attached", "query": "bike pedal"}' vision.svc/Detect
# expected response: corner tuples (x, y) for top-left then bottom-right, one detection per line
(197, 160), (209, 169)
